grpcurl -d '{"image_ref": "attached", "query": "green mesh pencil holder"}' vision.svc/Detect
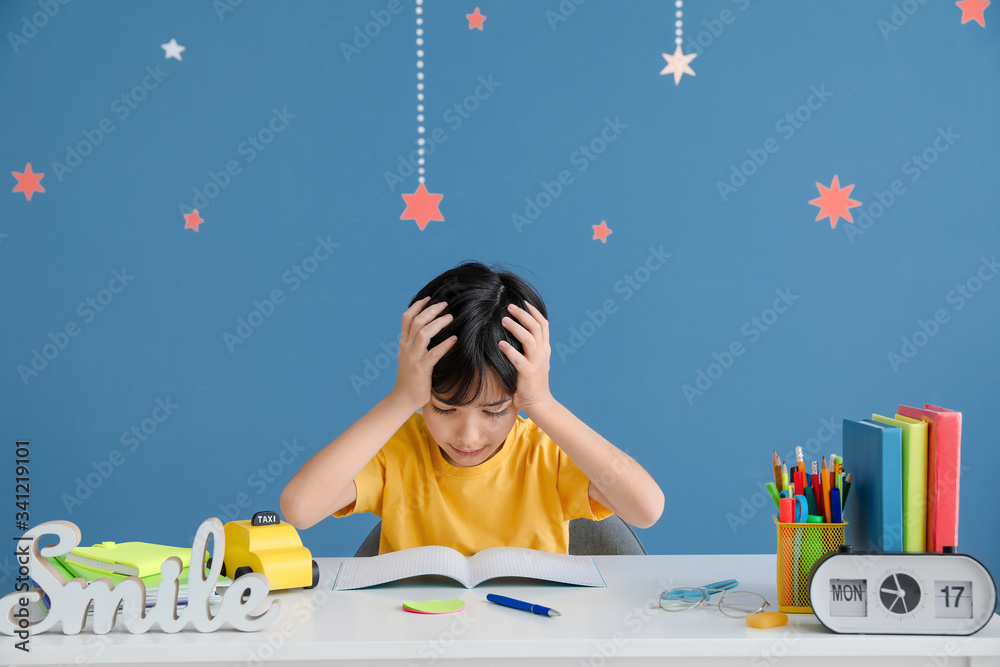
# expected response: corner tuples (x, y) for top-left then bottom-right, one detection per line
(774, 516), (847, 613)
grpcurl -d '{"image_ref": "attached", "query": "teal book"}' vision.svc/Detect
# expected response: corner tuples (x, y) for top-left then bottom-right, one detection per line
(843, 418), (903, 553)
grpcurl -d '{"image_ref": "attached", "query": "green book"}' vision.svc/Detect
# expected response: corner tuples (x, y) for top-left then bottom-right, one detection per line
(67, 540), (192, 578)
(872, 413), (928, 552)
(46, 554), (232, 589)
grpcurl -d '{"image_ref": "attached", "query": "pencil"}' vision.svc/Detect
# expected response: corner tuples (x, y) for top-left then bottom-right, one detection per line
(781, 463), (789, 494)
(773, 450), (782, 489)
(821, 458), (832, 522)
(814, 464), (825, 519)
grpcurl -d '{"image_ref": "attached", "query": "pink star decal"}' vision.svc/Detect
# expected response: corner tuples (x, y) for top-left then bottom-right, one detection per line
(401, 183), (444, 231)
(12, 163), (45, 201)
(592, 220), (612, 243)
(466, 7), (486, 30)
(956, 0), (990, 25)
(809, 175), (862, 230)
(184, 209), (204, 232)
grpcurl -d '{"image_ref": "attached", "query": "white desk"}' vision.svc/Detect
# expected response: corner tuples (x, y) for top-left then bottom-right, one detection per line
(6, 554), (1000, 667)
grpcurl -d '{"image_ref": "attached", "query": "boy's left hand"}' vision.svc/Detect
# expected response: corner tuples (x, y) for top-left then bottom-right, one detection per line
(498, 301), (552, 411)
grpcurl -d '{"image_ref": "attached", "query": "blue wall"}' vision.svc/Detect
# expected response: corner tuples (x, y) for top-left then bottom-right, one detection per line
(3, 0), (998, 595)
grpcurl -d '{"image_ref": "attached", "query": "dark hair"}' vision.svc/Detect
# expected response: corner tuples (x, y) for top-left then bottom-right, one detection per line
(409, 261), (548, 407)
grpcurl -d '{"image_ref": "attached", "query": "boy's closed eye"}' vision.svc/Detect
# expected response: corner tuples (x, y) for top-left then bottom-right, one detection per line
(431, 405), (509, 419)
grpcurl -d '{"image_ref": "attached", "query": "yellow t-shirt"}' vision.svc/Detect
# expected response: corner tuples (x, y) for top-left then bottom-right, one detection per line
(334, 411), (612, 556)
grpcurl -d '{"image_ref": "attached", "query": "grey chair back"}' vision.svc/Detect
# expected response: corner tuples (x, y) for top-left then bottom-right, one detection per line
(354, 515), (646, 557)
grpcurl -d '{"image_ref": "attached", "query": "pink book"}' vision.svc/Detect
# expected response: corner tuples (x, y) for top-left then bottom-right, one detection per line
(897, 404), (961, 552)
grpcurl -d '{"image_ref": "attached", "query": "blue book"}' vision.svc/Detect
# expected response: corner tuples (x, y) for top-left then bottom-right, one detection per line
(842, 419), (903, 552)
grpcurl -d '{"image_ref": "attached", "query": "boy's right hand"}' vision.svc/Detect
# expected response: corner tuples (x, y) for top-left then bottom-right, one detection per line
(390, 296), (457, 411)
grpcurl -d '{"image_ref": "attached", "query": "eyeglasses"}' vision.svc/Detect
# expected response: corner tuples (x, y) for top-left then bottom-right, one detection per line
(657, 585), (770, 618)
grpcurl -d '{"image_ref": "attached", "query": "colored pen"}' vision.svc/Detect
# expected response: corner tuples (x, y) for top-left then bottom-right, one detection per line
(779, 497), (794, 523)
(821, 458), (832, 523)
(812, 470), (822, 516)
(765, 482), (781, 509)
(804, 486), (818, 515)
(486, 594), (561, 617)
(830, 488), (843, 523)
(668, 579), (739, 599)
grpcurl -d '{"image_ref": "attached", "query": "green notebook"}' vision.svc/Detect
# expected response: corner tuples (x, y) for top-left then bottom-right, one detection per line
(47, 554), (232, 589)
(872, 413), (928, 552)
(67, 540), (192, 578)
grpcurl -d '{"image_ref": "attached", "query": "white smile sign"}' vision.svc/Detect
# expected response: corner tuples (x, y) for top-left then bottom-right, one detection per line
(1, 517), (279, 637)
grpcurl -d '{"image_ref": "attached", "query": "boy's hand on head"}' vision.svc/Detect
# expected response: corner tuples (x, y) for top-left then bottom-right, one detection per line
(391, 296), (457, 411)
(498, 301), (553, 411)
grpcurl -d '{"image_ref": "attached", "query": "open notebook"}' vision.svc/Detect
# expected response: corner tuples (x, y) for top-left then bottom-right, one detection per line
(333, 545), (606, 590)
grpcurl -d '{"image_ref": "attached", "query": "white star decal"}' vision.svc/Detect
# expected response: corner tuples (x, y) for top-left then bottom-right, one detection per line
(660, 45), (696, 85)
(161, 38), (186, 61)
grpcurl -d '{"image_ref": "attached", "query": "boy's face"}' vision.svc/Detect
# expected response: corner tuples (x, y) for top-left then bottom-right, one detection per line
(422, 378), (518, 468)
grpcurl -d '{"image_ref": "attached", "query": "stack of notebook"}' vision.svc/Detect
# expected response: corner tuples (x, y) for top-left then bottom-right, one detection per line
(843, 403), (961, 554)
(33, 540), (232, 615)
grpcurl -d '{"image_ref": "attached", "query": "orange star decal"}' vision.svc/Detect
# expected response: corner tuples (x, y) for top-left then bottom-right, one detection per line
(184, 209), (204, 232)
(12, 163), (45, 201)
(592, 220), (612, 243)
(401, 183), (444, 231)
(956, 0), (990, 25)
(809, 175), (862, 230)
(466, 7), (486, 30)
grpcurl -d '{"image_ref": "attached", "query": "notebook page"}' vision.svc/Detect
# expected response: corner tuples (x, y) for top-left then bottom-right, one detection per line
(333, 546), (469, 590)
(468, 547), (605, 587)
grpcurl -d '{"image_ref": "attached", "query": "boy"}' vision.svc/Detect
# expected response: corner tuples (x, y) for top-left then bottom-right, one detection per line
(280, 262), (664, 556)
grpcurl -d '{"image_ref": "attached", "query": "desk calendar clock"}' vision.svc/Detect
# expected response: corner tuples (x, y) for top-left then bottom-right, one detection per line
(808, 546), (997, 635)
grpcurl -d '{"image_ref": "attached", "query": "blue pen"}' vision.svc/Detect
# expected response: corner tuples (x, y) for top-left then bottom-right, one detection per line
(830, 487), (842, 523)
(486, 594), (561, 617)
(664, 579), (739, 600)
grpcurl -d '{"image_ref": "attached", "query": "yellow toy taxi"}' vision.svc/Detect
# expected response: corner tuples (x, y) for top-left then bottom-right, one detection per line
(215, 511), (319, 590)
